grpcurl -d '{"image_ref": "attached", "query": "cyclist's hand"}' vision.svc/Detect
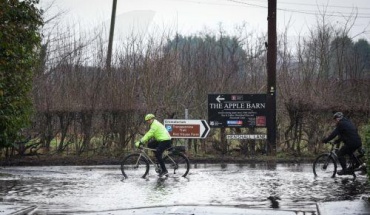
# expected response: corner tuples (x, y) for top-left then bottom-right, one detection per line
(135, 141), (142, 148)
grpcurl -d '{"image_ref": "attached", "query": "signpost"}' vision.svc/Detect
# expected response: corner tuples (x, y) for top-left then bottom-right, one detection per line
(164, 119), (210, 139)
(208, 94), (267, 128)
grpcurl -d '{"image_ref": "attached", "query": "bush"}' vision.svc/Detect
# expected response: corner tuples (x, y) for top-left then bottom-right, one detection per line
(364, 124), (370, 180)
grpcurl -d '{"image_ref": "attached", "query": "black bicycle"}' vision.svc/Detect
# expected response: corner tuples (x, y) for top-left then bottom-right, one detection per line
(121, 145), (190, 179)
(313, 142), (367, 178)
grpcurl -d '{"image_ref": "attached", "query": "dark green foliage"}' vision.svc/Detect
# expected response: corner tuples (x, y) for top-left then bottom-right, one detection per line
(365, 124), (370, 180)
(0, 0), (43, 147)
(164, 34), (248, 75)
(354, 39), (370, 71)
(329, 36), (370, 79)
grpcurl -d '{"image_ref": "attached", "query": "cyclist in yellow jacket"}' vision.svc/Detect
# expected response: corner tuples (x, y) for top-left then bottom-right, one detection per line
(135, 114), (172, 177)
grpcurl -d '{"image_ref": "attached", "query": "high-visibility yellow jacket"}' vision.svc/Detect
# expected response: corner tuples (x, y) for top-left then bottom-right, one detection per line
(140, 119), (171, 143)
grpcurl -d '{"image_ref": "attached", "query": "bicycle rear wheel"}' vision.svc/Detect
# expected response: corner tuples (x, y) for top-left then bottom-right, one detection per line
(313, 154), (337, 178)
(164, 153), (190, 177)
(121, 153), (149, 179)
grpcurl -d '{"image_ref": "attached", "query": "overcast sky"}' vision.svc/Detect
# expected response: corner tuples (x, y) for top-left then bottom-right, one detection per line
(40, 0), (370, 43)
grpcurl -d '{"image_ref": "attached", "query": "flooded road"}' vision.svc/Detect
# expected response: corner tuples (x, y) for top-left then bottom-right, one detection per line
(0, 163), (369, 214)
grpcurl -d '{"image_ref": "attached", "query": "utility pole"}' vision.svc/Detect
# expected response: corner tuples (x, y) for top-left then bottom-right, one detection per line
(266, 0), (277, 155)
(106, 0), (117, 69)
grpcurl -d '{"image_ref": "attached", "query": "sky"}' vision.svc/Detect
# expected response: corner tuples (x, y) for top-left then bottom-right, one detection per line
(39, 0), (370, 44)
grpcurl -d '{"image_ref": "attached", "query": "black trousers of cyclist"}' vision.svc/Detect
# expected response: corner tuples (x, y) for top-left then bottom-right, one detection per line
(148, 140), (172, 172)
(337, 144), (360, 170)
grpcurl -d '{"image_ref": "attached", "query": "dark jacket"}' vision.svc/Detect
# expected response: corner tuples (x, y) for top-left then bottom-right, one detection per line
(323, 117), (362, 148)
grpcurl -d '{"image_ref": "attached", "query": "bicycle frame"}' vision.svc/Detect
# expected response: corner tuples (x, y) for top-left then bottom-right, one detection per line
(313, 142), (366, 178)
(136, 146), (185, 172)
(135, 146), (158, 166)
(327, 142), (340, 162)
(328, 142), (365, 171)
(136, 146), (174, 163)
(121, 145), (190, 178)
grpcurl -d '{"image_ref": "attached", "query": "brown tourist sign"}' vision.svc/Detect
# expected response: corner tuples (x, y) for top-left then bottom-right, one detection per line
(164, 119), (210, 139)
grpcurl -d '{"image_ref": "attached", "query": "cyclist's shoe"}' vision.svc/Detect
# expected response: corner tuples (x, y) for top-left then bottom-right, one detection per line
(337, 170), (345, 175)
(158, 170), (168, 177)
(337, 169), (353, 175)
(355, 163), (367, 172)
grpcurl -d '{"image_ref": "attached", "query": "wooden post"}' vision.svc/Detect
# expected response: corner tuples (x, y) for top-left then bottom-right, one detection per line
(266, 0), (277, 155)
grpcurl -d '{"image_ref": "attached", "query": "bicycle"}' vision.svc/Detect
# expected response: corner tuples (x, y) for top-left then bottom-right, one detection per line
(313, 142), (367, 178)
(120, 145), (190, 179)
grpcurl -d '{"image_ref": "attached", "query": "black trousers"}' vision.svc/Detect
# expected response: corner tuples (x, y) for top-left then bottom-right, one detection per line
(148, 139), (172, 172)
(337, 144), (360, 170)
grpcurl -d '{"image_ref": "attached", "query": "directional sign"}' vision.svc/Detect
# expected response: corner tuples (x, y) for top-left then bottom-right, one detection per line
(164, 119), (210, 139)
(208, 94), (267, 128)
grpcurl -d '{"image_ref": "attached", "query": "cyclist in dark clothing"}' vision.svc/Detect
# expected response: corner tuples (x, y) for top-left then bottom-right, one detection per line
(322, 112), (362, 175)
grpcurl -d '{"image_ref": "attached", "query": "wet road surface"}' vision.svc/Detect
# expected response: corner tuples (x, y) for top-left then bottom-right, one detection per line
(0, 163), (369, 214)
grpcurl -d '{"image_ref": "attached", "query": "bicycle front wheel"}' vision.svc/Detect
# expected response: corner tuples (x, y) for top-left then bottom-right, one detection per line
(121, 153), (149, 179)
(313, 154), (337, 178)
(164, 153), (190, 177)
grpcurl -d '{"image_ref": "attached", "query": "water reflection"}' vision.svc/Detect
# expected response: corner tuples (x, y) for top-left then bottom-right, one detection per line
(147, 178), (170, 204)
(248, 163), (256, 168)
(0, 179), (18, 197)
(266, 161), (277, 170)
(267, 196), (280, 208)
(0, 164), (368, 214)
(337, 179), (369, 201)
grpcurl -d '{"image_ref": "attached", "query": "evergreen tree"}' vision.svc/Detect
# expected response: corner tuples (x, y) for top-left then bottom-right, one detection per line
(0, 0), (43, 147)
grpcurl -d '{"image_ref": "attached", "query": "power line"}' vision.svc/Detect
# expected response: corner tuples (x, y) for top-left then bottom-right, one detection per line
(167, 0), (370, 13)
(226, 0), (370, 18)
(246, 0), (370, 10)
(164, 0), (370, 18)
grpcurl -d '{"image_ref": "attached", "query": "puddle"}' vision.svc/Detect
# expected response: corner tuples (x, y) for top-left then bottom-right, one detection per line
(0, 163), (368, 213)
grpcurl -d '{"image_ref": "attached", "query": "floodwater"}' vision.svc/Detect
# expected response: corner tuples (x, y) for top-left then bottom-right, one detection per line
(0, 163), (369, 214)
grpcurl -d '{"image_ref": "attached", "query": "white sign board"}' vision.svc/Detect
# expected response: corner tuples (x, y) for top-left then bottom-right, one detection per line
(164, 119), (210, 139)
(226, 135), (267, 140)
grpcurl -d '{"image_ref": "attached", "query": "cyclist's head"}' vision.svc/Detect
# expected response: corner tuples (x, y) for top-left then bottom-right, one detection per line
(145, 113), (155, 121)
(333, 112), (344, 120)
